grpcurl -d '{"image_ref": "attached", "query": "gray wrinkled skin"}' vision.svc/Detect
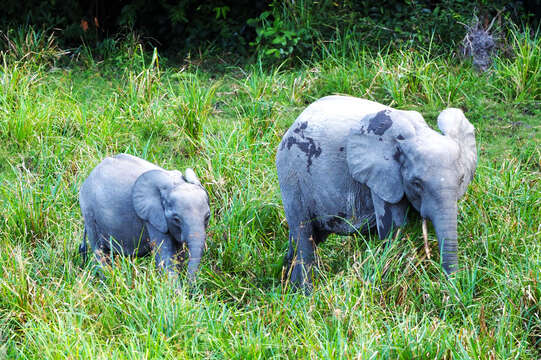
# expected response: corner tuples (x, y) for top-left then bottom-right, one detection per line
(276, 96), (477, 293)
(79, 154), (210, 280)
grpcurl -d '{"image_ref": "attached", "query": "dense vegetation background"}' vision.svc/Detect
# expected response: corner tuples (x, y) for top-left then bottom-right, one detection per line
(1, 0), (540, 61)
(0, 0), (540, 358)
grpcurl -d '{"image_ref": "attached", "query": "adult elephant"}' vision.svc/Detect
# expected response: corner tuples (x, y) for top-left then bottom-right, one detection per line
(276, 95), (477, 292)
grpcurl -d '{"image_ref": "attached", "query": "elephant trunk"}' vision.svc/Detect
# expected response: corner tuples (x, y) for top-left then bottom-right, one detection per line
(430, 204), (458, 274)
(186, 230), (206, 281)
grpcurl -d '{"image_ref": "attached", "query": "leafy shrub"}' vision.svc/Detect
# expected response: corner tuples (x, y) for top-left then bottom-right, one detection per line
(247, 2), (315, 63)
(247, 0), (528, 63)
(0, 0), (535, 64)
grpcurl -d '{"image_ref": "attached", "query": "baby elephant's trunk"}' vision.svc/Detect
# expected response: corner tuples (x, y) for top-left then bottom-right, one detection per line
(186, 231), (206, 281)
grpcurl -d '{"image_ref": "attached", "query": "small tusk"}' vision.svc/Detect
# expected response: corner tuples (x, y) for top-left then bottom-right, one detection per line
(422, 219), (431, 260)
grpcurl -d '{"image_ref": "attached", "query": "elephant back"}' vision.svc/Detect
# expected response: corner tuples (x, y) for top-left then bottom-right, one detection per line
(86, 154), (161, 190)
(277, 96), (389, 172)
(79, 154), (163, 215)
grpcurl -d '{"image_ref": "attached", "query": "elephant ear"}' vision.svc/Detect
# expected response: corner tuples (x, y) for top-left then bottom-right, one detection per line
(346, 109), (417, 204)
(437, 108), (477, 198)
(132, 169), (185, 233)
(183, 168), (201, 185)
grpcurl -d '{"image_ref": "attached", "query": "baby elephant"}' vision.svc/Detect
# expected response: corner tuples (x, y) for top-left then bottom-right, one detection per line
(276, 96), (477, 292)
(79, 154), (210, 280)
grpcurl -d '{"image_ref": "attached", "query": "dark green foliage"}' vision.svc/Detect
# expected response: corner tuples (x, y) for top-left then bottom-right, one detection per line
(115, 0), (264, 57)
(247, 0), (530, 63)
(0, 0), (536, 63)
(0, 0), (265, 58)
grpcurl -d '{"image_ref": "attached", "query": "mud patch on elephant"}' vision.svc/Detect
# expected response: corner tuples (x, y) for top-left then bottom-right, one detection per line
(281, 121), (322, 173)
(367, 110), (393, 135)
(293, 121), (308, 134)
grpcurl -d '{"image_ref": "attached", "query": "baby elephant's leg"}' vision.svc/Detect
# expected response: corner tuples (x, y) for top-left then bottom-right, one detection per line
(147, 224), (178, 277)
(85, 221), (111, 279)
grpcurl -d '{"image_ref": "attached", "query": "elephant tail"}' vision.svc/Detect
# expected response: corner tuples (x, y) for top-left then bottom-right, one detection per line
(79, 227), (88, 265)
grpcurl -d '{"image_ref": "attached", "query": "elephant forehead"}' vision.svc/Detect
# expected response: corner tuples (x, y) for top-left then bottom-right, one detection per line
(169, 185), (208, 208)
(414, 135), (460, 164)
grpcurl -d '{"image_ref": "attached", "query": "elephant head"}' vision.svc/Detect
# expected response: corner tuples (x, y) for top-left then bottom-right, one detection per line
(132, 168), (210, 278)
(347, 108), (476, 273)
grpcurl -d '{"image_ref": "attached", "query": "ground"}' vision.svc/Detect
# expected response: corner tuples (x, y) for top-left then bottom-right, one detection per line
(0, 30), (539, 358)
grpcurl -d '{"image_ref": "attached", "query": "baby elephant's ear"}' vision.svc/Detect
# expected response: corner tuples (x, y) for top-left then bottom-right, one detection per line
(183, 168), (201, 185)
(168, 170), (185, 186)
(132, 170), (178, 233)
(346, 109), (416, 204)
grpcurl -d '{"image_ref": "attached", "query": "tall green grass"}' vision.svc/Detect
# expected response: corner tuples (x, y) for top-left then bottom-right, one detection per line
(0, 27), (539, 358)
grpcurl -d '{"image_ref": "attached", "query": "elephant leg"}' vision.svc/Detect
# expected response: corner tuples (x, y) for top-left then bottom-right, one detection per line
(84, 219), (110, 278)
(284, 235), (295, 274)
(371, 190), (409, 240)
(93, 246), (111, 279)
(280, 180), (317, 293)
(147, 224), (178, 276)
(288, 221), (316, 294)
(79, 227), (88, 265)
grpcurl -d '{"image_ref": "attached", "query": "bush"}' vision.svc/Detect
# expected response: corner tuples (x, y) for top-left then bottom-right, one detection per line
(0, 1), (536, 64)
(247, 0), (528, 64)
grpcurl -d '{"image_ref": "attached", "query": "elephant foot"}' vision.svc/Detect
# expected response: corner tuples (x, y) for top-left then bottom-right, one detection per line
(291, 281), (313, 295)
(288, 264), (313, 295)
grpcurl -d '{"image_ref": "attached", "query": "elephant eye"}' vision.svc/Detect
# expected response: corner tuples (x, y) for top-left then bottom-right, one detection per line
(411, 178), (423, 191)
(173, 215), (182, 225)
